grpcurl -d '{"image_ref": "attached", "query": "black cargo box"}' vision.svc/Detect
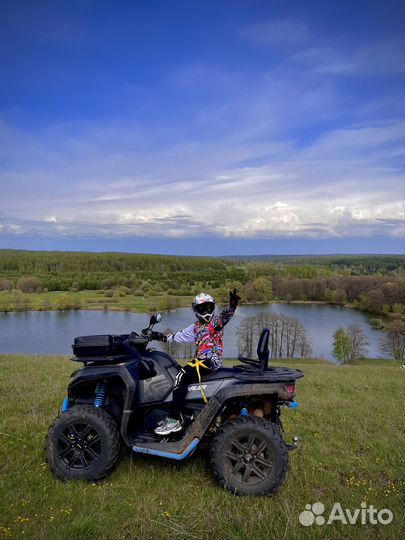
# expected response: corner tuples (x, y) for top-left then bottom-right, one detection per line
(72, 334), (127, 357)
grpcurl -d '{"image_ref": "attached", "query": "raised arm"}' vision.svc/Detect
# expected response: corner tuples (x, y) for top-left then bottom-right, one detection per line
(213, 289), (241, 330)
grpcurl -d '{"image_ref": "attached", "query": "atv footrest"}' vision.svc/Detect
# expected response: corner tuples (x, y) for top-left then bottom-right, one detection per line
(132, 438), (200, 460)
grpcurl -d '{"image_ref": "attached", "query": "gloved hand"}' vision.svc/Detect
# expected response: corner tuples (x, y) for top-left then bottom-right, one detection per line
(229, 288), (241, 310)
(151, 331), (167, 342)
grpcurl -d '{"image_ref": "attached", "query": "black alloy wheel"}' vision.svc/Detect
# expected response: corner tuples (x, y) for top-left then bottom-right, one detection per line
(210, 416), (288, 495)
(225, 432), (273, 486)
(45, 404), (120, 481)
(57, 422), (102, 470)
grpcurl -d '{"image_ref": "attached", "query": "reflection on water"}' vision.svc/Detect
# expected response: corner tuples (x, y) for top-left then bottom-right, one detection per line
(0, 303), (384, 361)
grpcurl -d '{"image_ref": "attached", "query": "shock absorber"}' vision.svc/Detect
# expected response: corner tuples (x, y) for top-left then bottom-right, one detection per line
(94, 379), (108, 407)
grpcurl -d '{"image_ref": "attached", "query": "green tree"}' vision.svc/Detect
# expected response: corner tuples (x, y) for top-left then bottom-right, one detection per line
(226, 280), (244, 292)
(253, 277), (274, 301)
(332, 327), (352, 363)
(55, 294), (73, 311)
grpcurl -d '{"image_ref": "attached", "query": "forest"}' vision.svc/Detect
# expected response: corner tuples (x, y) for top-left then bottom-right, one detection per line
(0, 250), (404, 318)
(227, 254), (404, 274)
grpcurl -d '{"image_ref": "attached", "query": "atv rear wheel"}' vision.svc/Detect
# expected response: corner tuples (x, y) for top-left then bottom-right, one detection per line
(45, 404), (120, 481)
(210, 416), (288, 495)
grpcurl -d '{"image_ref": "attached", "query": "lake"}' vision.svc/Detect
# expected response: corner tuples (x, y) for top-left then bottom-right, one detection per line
(0, 303), (384, 361)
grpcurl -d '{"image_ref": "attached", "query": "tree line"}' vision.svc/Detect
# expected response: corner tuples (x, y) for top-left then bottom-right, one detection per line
(228, 254), (405, 275)
(0, 250), (404, 317)
(0, 250), (244, 294)
(271, 275), (404, 315)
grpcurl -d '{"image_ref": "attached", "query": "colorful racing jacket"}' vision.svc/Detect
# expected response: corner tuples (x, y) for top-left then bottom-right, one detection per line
(166, 306), (235, 369)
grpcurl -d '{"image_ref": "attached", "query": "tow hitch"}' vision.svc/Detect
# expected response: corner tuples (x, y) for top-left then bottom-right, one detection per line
(287, 436), (299, 451)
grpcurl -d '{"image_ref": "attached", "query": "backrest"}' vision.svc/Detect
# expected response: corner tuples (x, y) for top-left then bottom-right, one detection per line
(257, 328), (270, 370)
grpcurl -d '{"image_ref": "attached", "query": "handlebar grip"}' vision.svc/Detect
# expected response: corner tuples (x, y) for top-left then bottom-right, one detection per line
(150, 331), (166, 341)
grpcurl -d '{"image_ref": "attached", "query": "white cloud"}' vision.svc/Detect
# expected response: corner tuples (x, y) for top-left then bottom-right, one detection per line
(1, 117), (403, 241)
(1, 38), (403, 244)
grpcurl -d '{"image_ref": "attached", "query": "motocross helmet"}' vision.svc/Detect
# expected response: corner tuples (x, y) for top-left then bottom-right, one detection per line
(192, 292), (215, 323)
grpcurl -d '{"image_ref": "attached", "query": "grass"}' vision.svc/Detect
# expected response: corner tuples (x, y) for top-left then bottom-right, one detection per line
(0, 355), (404, 540)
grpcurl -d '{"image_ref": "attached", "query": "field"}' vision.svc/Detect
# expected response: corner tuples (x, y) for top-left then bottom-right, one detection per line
(0, 355), (404, 540)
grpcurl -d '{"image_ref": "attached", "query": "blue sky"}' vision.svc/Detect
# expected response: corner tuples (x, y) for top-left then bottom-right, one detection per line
(0, 0), (404, 255)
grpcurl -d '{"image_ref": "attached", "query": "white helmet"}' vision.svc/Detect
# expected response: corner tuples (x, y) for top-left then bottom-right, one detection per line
(192, 292), (215, 323)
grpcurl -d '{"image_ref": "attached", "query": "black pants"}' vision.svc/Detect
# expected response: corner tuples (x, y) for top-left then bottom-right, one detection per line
(170, 363), (216, 420)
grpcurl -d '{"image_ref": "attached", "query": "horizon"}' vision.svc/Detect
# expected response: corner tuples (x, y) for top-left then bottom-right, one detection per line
(1, 0), (404, 255)
(1, 247), (404, 258)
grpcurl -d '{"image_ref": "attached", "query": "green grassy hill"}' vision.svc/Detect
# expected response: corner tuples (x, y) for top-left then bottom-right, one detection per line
(0, 356), (404, 540)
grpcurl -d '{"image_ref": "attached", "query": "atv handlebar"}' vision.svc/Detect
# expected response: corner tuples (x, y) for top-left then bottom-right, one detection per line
(128, 332), (149, 346)
(128, 313), (164, 348)
(139, 313), (164, 342)
(128, 329), (163, 347)
(142, 329), (166, 341)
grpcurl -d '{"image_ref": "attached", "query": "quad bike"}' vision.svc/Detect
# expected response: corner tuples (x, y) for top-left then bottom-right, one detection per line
(45, 314), (304, 495)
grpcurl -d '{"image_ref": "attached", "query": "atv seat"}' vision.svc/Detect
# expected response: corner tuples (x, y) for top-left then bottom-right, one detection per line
(201, 367), (236, 381)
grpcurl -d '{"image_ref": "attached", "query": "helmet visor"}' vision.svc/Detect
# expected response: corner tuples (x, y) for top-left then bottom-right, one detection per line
(195, 302), (215, 316)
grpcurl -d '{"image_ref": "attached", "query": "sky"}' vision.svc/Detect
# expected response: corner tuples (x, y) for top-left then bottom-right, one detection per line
(0, 0), (404, 256)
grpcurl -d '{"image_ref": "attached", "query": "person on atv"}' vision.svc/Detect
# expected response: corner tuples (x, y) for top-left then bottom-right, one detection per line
(153, 288), (241, 435)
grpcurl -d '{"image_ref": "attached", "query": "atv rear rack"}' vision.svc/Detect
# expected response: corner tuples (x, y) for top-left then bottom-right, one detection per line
(233, 365), (304, 381)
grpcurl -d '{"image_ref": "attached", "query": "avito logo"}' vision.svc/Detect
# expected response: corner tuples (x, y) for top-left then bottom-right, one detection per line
(299, 502), (393, 526)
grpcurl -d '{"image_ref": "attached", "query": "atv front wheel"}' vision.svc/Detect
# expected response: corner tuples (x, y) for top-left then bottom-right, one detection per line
(210, 416), (288, 495)
(45, 404), (120, 481)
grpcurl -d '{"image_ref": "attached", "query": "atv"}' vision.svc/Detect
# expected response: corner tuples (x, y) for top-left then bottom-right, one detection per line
(45, 313), (304, 496)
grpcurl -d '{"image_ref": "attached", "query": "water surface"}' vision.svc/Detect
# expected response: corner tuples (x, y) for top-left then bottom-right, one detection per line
(0, 303), (384, 362)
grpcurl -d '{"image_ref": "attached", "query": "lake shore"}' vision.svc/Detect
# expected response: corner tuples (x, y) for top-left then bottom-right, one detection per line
(0, 290), (378, 316)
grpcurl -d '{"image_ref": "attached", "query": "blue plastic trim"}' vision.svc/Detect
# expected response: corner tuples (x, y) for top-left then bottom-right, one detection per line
(132, 438), (200, 460)
(61, 397), (69, 412)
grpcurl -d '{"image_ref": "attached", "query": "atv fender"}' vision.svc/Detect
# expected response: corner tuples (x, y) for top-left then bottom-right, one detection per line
(68, 363), (137, 443)
(131, 381), (295, 455)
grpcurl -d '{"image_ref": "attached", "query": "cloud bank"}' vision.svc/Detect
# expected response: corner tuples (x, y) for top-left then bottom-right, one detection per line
(0, 9), (403, 252)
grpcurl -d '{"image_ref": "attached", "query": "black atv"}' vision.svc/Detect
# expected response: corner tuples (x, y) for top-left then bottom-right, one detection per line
(45, 314), (303, 496)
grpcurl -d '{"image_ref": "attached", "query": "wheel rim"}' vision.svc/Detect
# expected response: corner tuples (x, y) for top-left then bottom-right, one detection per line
(57, 422), (101, 470)
(225, 432), (273, 486)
